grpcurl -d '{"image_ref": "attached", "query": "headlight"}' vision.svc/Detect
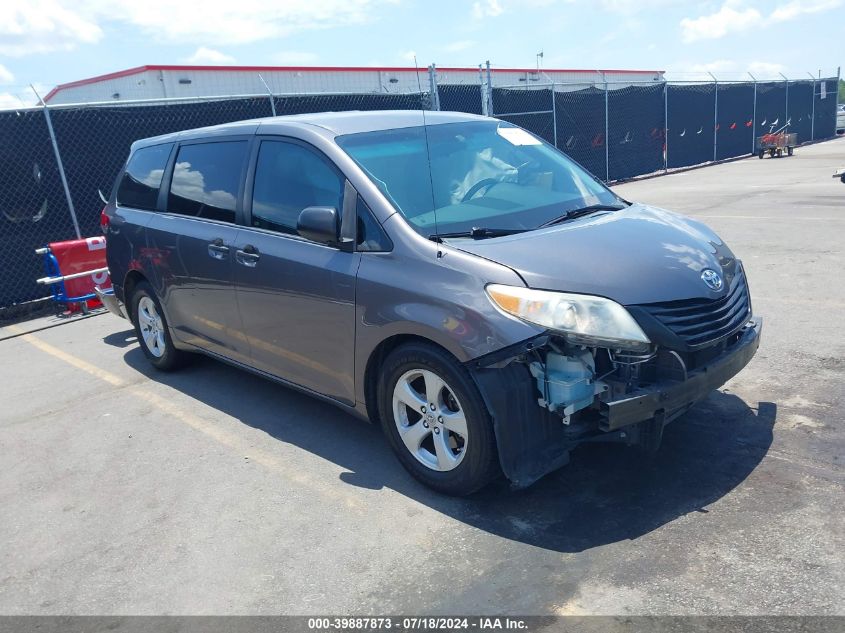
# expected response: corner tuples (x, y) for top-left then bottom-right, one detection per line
(486, 284), (651, 351)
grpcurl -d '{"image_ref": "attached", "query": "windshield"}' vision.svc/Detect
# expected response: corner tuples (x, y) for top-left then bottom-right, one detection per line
(336, 120), (623, 237)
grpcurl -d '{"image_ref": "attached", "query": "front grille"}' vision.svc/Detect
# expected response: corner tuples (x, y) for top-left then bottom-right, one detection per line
(639, 271), (751, 348)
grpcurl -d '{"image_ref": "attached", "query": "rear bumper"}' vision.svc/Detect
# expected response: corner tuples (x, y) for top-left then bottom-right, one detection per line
(601, 316), (762, 431)
(94, 286), (126, 319)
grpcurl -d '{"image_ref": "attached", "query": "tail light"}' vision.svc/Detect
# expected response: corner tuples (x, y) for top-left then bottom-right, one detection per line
(99, 206), (110, 234)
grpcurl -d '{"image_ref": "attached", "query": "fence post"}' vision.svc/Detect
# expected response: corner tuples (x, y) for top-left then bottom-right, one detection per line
(751, 76), (757, 152)
(663, 80), (668, 171)
(780, 73), (789, 131)
(257, 73), (277, 117)
(808, 72), (816, 141)
(479, 64), (488, 116)
(31, 85), (81, 239)
(603, 76), (610, 182)
(709, 73), (718, 162)
(825, 66), (842, 136)
(550, 82), (557, 148)
(428, 65), (440, 111)
(485, 61), (494, 116)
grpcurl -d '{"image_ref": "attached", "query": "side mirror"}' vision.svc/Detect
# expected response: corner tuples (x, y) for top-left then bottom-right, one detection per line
(297, 206), (339, 245)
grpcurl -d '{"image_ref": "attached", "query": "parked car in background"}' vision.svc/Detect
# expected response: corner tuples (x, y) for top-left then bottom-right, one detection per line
(837, 104), (845, 134)
(102, 111), (761, 495)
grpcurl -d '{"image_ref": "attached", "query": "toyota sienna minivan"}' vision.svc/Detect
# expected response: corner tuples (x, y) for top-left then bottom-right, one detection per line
(102, 110), (762, 495)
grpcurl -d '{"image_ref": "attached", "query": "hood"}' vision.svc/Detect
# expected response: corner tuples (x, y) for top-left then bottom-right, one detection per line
(450, 203), (739, 305)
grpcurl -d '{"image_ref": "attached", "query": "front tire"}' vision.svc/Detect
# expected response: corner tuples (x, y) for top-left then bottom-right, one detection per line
(131, 281), (185, 371)
(377, 342), (500, 495)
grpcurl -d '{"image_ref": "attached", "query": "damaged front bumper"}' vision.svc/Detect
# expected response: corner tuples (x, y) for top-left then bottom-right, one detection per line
(469, 316), (762, 489)
(602, 316), (762, 430)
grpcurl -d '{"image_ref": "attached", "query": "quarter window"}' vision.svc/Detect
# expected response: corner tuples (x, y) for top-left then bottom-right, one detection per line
(116, 143), (172, 211)
(356, 196), (392, 252)
(167, 141), (248, 223)
(251, 140), (344, 235)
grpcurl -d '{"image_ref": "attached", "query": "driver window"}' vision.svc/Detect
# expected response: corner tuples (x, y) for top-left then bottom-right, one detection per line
(251, 140), (344, 235)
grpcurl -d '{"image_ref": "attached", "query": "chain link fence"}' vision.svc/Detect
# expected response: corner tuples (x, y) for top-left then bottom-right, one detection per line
(0, 69), (841, 314)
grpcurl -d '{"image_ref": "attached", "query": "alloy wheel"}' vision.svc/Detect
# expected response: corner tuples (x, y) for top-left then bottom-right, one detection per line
(137, 296), (166, 358)
(392, 369), (468, 471)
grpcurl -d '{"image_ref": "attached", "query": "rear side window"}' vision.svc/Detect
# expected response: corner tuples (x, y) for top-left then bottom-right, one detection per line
(251, 140), (344, 235)
(167, 141), (248, 223)
(116, 143), (172, 211)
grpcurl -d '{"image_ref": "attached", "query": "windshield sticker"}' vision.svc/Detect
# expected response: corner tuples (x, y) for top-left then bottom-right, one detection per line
(497, 127), (542, 146)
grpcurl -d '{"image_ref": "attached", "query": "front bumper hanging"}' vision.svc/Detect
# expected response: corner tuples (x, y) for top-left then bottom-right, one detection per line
(470, 317), (762, 489)
(601, 317), (762, 430)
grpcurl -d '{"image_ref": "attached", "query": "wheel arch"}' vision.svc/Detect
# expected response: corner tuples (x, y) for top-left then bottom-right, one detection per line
(122, 269), (149, 323)
(362, 333), (462, 427)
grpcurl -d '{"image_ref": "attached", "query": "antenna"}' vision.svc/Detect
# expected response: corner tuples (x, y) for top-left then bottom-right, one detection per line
(413, 56), (442, 258)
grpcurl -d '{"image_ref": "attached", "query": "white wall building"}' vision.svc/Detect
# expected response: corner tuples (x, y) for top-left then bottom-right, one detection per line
(44, 65), (665, 104)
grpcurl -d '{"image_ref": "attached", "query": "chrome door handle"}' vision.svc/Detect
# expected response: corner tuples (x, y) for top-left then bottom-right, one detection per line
(235, 245), (260, 267)
(208, 242), (230, 260)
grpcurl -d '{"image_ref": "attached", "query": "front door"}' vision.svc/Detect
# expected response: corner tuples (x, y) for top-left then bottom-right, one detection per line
(233, 138), (359, 403)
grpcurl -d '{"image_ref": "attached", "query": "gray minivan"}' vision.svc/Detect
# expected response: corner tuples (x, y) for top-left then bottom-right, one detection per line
(102, 110), (761, 495)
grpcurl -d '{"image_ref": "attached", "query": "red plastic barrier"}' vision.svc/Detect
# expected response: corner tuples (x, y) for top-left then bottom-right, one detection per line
(48, 236), (111, 309)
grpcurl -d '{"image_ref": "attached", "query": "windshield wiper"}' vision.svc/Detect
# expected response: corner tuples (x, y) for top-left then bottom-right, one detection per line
(430, 226), (529, 241)
(540, 203), (628, 227)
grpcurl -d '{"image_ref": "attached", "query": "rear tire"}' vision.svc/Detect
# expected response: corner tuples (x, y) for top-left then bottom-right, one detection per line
(377, 342), (500, 496)
(130, 281), (185, 371)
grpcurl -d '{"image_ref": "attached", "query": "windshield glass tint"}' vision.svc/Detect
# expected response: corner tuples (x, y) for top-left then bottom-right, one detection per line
(337, 120), (620, 236)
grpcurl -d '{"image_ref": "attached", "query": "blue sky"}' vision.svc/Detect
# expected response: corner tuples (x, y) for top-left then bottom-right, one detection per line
(0, 0), (842, 106)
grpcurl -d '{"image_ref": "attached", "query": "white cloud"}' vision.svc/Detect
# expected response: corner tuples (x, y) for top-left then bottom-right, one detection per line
(94, 0), (392, 45)
(0, 0), (394, 57)
(0, 82), (47, 109)
(0, 63), (14, 84)
(770, 0), (842, 22)
(272, 51), (319, 65)
(399, 50), (418, 63)
(443, 40), (477, 53)
(680, 0), (843, 43)
(172, 161), (237, 210)
(472, 0), (504, 19)
(184, 47), (235, 64)
(0, 0), (102, 56)
(0, 93), (26, 109)
(689, 60), (739, 74)
(600, 0), (681, 12)
(748, 61), (786, 76)
(680, 2), (762, 43)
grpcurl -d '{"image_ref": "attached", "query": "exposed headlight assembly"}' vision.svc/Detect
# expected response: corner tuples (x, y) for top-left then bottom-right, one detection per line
(486, 284), (651, 351)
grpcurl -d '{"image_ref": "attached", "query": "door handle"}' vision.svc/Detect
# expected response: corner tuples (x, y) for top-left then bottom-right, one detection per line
(235, 244), (260, 267)
(208, 239), (230, 260)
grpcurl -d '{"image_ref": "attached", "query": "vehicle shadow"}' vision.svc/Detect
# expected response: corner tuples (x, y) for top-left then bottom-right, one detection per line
(103, 328), (138, 348)
(120, 336), (775, 554)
